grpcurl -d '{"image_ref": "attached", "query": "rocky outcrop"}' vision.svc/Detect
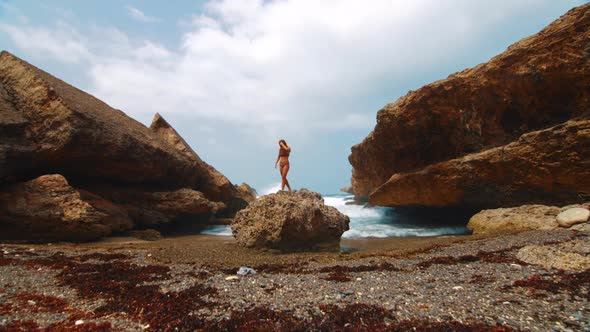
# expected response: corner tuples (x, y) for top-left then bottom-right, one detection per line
(0, 51), (247, 241)
(517, 239), (590, 271)
(349, 4), (590, 204)
(85, 186), (221, 227)
(370, 120), (590, 207)
(0, 51), (199, 187)
(467, 205), (560, 236)
(235, 183), (257, 203)
(0, 175), (133, 241)
(468, 202), (589, 235)
(340, 186), (353, 194)
(231, 189), (350, 250)
(149, 113), (245, 212)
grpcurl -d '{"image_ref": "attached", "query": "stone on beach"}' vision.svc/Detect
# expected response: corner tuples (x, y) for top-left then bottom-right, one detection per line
(467, 205), (560, 236)
(556, 208), (590, 227)
(516, 239), (590, 271)
(231, 189), (350, 250)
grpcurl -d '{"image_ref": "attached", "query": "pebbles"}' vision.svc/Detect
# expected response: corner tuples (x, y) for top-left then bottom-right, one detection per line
(1, 229), (589, 330)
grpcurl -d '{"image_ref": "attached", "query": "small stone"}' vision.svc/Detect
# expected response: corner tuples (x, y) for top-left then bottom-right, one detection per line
(510, 264), (522, 270)
(452, 286), (464, 291)
(75, 320), (84, 325)
(237, 267), (256, 276)
(502, 301), (511, 305)
(225, 276), (239, 281)
(356, 277), (362, 281)
(557, 208), (590, 227)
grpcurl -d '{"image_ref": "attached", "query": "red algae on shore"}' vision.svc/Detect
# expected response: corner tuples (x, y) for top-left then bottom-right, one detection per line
(10, 293), (68, 313)
(507, 270), (590, 300)
(417, 248), (527, 269)
(204, 304), (515, 332)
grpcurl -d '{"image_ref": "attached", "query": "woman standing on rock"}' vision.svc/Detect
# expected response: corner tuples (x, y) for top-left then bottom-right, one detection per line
(275, 139), (292, 192)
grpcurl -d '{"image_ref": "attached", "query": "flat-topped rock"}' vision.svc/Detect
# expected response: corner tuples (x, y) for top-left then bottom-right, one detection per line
(231, 189), (349, 250)
(557, 208), (590, 227)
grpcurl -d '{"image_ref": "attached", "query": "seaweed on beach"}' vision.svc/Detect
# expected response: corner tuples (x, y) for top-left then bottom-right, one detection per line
(319, 262), (402, 274)
(417, 248), (527, 269)
(322, 271), (353, 282)
(204, 304), (515, 332)
(470, 274), (496, 284)
(11, 293), (69, 313)
(75, 252), (129, 262)
(507, 270), (590, 300)
(417, 255), (479, 269)
(0, 320), (40, 331)
(56, 260), (217, 331)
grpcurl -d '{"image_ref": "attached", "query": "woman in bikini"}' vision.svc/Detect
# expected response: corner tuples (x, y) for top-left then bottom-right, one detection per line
(274, 139), (292, 192)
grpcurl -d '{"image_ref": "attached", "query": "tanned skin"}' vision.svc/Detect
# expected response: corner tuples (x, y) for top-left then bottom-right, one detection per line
(274, 140), (292, 192)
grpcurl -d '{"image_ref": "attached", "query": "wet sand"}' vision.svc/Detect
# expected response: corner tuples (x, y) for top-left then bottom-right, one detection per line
(49, 233), (475, 270)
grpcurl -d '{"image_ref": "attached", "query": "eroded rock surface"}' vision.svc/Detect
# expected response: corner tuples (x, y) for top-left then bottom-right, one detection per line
(349, 4), (590, 205)
(468, 201), (590, 236)
(517, 239), (590, 271)
(231, 189), (350, 250)
(0, 175), (133, 241)
(370, 120), (590, 207)
(235, 183), (257, 203)
(467, 205), (560, 236)
(0, 51), (247, 241)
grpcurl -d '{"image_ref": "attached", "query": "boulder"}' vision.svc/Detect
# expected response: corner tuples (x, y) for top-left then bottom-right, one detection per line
(235, 183), (257, 203)
(517, 240), (590, 271)
(556, 208), (590, 227)
(349, 3), (590, 200)
(231, 189), (350, 250)
(0, 175), (133, 241)
(370, 120), (590, 207)
(79, 185), (220, 227)
(467, 205), (560, 236)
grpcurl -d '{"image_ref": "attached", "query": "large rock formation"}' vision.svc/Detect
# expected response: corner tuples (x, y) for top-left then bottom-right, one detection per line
(231, 189), (350, 250)
(0, 51), (248, 241)
(149, 113), (248, 215)
(235, 183), (257, 203)
(370, 120), (590, 207)
(0, 175), (133, 241)
(467, 202), (590, 235)
(349, 4), (590, 207)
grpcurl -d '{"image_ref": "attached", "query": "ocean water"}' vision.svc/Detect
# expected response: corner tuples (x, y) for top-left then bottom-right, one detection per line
(201, 185), (470, 238)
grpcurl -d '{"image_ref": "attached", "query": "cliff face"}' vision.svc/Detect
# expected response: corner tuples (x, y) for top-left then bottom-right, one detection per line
(370, 120), (590, 207)
(349, 4), (590, 205)
(0, 51), (247, 241)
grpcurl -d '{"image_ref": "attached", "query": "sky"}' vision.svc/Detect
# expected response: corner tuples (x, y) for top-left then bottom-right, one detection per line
(0, 0), (586, 195)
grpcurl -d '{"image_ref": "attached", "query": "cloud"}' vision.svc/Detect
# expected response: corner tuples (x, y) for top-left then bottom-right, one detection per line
(0, 21), (91, 63)
(127, 6), (161, 23)
(1, 0), (583, 142)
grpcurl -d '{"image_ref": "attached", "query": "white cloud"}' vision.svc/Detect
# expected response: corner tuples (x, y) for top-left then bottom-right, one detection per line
(0, 21), (91, 63)
(1, 0), (582, 142)
(127, 6), (161, 23)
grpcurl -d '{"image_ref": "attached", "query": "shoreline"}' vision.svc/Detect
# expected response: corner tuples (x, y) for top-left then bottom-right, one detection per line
(1, 228), (588, 330)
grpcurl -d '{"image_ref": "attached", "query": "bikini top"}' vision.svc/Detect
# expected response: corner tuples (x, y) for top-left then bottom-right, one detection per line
(279, 148), (290, 157)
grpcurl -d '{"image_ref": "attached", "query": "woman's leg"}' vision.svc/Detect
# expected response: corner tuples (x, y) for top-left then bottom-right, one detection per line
(280, 164), (286, 191)
(282, 163), (292, 191)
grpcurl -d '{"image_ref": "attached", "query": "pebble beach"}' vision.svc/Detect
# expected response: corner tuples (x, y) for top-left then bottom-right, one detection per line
(1, 228), (588, 331)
